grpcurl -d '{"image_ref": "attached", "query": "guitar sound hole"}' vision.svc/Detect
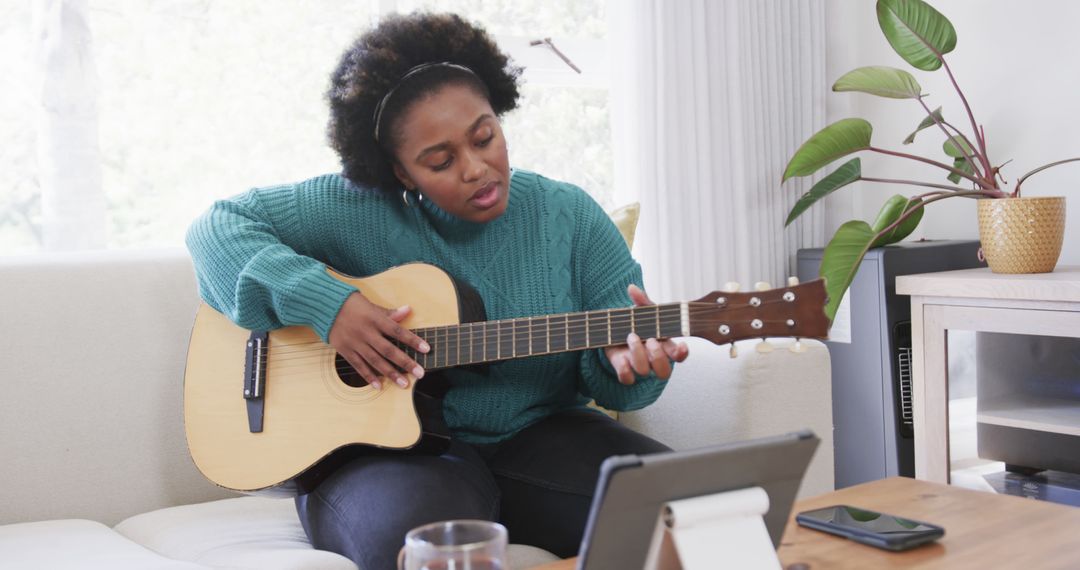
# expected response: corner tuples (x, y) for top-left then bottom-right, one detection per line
(334, 353), (369, 388)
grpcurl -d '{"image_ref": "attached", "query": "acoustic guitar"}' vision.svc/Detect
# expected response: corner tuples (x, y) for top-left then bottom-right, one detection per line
(184, 263), (829, 496)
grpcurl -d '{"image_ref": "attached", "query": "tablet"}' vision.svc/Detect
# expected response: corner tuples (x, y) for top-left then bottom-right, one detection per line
(576, 430), (819, 570)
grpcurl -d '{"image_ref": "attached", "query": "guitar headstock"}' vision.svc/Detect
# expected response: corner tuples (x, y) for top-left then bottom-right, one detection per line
(688, 278), (829, 348)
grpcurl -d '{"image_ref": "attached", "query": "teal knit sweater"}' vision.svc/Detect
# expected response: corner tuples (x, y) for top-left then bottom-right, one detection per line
(185, 169), (669, 444)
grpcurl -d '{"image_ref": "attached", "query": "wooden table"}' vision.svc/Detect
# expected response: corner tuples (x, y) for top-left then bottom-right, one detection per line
(896, 266), (1080, 482)
(531, 477), (1080, 569)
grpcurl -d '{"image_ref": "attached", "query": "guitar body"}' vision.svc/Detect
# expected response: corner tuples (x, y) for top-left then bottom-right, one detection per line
(184, 263), (482, 496)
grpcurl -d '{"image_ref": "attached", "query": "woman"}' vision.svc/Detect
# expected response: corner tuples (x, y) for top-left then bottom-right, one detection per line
(186, 12), (689, 569)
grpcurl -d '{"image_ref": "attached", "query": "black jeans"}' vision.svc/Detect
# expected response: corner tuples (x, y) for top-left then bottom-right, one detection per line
(295, 409), (670, 570)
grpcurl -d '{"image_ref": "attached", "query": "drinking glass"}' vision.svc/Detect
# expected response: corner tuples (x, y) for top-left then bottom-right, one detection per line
(398, 519), (508, 570)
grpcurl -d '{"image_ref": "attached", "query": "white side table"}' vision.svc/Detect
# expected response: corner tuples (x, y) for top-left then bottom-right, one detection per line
(896, 266), (1080, 483)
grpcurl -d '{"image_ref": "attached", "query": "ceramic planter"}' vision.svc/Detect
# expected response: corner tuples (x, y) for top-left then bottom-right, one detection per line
(976, 196), (1066, 274)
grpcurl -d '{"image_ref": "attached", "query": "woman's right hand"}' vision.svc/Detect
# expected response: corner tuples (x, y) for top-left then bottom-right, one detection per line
(328, 292), (430, 390)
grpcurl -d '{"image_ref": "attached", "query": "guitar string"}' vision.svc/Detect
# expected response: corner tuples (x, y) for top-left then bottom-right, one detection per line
(264, 313), (815, 374)
(261, 309), (815, 368)
(258, 298), (808, 359)
(271, 315), (817, 382)
(260, 304), (685, 358)
(264, 307), (682, 357)
(262, 313), (793, 368)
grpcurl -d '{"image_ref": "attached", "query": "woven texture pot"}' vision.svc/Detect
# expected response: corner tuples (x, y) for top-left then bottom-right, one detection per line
(977, 196), (1066, 274)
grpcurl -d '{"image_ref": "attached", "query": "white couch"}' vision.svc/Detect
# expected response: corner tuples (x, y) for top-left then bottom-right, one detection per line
(0, 249), (834, 569)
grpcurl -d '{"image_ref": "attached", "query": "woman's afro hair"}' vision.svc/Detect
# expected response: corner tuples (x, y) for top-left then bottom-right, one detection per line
(326, 12), (523, 193)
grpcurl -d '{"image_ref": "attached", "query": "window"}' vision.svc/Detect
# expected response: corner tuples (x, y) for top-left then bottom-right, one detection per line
(393, 0), (614, 207)
(0, 0), (612, 254)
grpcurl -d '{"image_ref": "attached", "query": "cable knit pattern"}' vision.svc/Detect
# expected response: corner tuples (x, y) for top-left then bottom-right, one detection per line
(185, 169), (670, 444)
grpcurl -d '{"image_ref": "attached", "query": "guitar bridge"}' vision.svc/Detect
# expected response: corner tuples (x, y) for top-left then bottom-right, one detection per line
(243, 331), (269, 433)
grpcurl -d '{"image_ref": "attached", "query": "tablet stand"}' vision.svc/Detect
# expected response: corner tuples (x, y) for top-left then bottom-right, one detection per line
(643, 486), (780, 570)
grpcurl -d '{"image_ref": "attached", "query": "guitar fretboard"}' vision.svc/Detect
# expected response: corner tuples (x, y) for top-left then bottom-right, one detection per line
(398, 303), (686, 371)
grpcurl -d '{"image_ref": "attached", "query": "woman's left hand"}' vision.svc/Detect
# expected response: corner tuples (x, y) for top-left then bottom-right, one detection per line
(603, 285), (690, 385)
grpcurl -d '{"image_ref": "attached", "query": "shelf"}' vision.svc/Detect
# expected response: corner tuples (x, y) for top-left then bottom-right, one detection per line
(977, 394), (1080, 437)
(896, 265), (1080, 302)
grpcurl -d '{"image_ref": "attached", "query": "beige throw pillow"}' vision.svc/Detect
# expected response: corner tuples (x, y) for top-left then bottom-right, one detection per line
(608, 202), (640, 249)
(589, 202), (641, 419)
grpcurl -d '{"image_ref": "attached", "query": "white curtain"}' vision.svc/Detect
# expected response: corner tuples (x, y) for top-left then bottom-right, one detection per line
(609, 0), (826, 302)
(34, 0), (106, 250)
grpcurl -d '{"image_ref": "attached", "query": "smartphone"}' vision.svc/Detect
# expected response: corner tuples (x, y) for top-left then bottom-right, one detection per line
(795, 505), (944, 551)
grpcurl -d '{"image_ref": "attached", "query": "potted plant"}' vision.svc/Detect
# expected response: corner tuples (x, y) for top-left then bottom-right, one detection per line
(782, 0), (1080, 322)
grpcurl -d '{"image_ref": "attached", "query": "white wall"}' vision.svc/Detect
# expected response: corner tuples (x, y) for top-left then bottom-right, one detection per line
(823, 0), (1080, 265)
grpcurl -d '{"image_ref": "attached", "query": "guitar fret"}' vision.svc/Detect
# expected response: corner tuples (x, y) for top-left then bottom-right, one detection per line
(663, 304), (683, 338)
(427, 328), (433, 369)
(548, 313), (567, 353)
(427, 328), (436, 367)
(546, 315), (551, 354)
(456, 324), (462, 367)
(635, 306), (658, 341)
(655, 304), (661, 338)
(434, 328), (442, 367)
(565, 313), (574, 349)
(440, 326), (447, 368)
(514, 318), (529, 357)
(529, 316), (541, 355)
(587, 312), (606, 350)
(468, 324), (474, 364)
(499, 320), (512, 360)
(486, 322), (497, 361)
(462, 326), (470, 364)
(565, 313), (586, 351)
(442, 326), (450, 368)
(607, 309), (612, 345)
(612, 307), (634, 344)
(559, 314), (568, 352)
(471, 322), (476, 363)
(585, 312), (590, 347)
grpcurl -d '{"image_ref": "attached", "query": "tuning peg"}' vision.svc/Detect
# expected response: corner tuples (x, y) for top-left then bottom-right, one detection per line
(787, 276), (800, 287)
(754, 281), (772, 291)
(722, 282), (741, 293)
(729, 343), (738, 358)
(789, 339), (808, 353)
(755, 339), (774, 353)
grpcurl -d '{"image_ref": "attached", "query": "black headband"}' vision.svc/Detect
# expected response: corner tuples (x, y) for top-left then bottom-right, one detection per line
(372, 62), (479, 143)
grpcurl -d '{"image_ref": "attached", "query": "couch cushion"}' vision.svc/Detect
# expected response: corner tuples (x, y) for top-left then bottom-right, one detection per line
(0, 519), (206, 569)
(114, 496), (356, 570)
(115, 496), (561, 570)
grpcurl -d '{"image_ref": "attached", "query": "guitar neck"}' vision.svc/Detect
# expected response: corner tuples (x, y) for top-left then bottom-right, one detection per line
(401, 303), (687, 371)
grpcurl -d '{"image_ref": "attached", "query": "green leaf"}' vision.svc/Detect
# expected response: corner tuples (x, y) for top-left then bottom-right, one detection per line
(876, 0), (957, 71)
(870, 194), (924, 247)
(833, 66), (923, 99)
(903, 107), (944, 144)
(946, 157), (974, 184)
(783, 119), (872, 182)
(819, 221), (877, 323)
(943, 134), (975, 158)
(785, 159), (862, 226)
